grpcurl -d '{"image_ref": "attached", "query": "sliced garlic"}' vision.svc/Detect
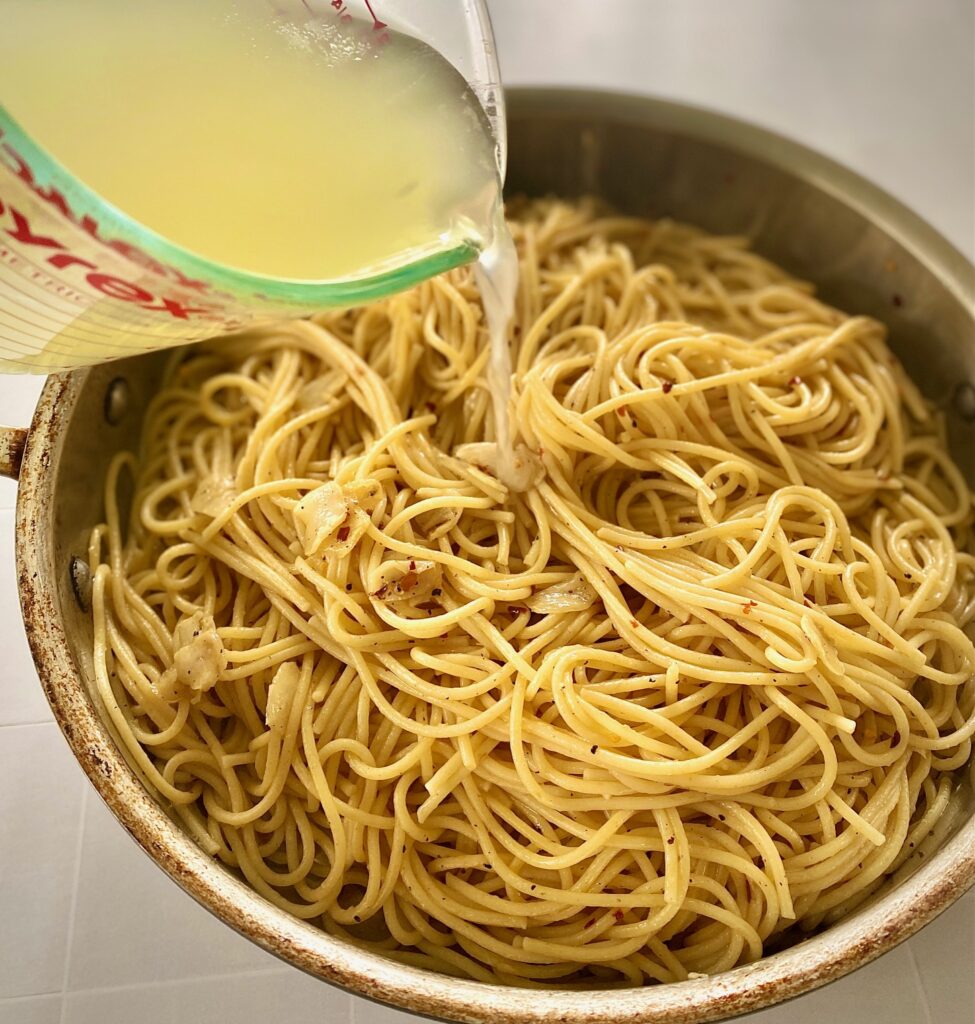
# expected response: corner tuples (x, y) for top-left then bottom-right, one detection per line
(265, 662), (300, 732)
(190, 475), (236, 518)
(294, 482), (347, 554)
(293, 479), (381, 556)
(157, 610), (226, 701)
(527, 573), (598, 613)
(454, 442), (543, 492)
(367, 559), (442, 602)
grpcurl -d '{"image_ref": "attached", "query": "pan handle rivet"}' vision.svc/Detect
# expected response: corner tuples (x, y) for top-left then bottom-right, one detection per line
(70, 556), (92, 612)
(952, 382), (975, 422)
(104, 378), (130, 426)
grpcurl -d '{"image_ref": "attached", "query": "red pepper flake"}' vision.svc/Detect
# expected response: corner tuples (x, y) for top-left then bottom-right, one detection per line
(666, 836), (675, 845)
(617, 406), (628, 417)
(432, 588), (442, 597)
(662, 381), (674, 394)
(373, 584), (389, 599)
(409, 560), (416, 571)
(614, 909), (625, 922)
(337, 526), (350, 542)
(789, 376), (802, 387)
(630, 619), (639, 628)
(742, 600), (757, 615)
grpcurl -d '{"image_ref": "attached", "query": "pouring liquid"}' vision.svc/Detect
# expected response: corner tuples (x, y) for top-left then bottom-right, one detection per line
(475, 219), (521, 486)
(0, 0), (501, 281)
(1, 0), (520, 472)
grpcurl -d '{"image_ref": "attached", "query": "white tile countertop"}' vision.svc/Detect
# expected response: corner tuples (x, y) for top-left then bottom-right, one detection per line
(1, 1), (973, 1022)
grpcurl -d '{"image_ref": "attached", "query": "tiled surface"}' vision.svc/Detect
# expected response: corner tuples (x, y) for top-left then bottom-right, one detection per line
(0, 995), (62, 1024)
(66, 797), (272, 990)
(1, 2), (973, 1023)
(906, 893), (975, 1020)
(61, 971), (353, 1024)
(0, 724), (85, 1000)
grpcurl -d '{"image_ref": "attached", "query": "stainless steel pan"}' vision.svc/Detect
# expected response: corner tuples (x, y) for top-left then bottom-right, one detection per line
(3, 90), (974, 1024)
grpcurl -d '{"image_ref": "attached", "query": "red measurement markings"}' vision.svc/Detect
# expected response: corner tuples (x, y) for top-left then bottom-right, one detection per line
(330, 0), (389, 40)
(0, 192), (215, 320)
(363, 0), (387, 29)
(0, 130), (216, 295)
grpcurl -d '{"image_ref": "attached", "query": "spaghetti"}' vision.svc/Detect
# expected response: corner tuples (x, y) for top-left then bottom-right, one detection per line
(89, 200), (975, 985)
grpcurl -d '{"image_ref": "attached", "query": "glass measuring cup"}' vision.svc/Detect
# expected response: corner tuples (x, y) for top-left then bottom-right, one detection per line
(0, 0), (506, 372)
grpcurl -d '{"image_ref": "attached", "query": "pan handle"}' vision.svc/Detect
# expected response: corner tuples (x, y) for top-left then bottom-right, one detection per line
(0, 426), (27, 481)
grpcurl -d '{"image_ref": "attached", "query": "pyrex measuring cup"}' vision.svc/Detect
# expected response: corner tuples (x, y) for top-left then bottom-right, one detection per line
(0, 0), (506, 373)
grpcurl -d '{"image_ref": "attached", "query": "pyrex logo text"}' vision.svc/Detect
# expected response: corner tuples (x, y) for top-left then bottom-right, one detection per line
(0, 196), (211, 318)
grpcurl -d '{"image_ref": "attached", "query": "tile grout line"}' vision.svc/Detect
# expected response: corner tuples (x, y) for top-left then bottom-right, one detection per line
(58, 783), (89, 1024)
(906, 942), (935, 1024)
(0, 993), (63, 1004)
(61, 965), (290, 1000)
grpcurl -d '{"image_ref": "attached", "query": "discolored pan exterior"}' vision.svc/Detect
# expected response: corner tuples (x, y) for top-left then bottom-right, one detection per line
(5, 91), (975, 1024)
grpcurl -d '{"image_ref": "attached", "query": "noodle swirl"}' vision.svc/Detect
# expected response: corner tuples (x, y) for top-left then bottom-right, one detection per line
(89, 200), (975, 985)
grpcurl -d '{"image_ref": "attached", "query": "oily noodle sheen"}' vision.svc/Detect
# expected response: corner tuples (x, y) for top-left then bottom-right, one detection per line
(90, 200), (975, 986)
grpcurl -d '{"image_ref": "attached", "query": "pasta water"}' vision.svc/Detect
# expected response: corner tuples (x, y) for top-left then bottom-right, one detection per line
(0, 0), (510, 371)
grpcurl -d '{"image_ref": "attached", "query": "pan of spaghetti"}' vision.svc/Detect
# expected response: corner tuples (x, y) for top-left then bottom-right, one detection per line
(3, 90), (974, 1023)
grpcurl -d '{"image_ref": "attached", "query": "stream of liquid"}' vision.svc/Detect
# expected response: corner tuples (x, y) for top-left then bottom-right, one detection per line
(475, 217), (520, 486)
